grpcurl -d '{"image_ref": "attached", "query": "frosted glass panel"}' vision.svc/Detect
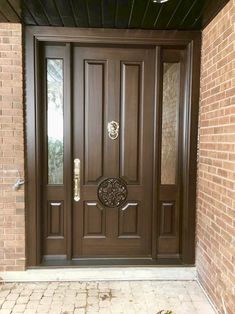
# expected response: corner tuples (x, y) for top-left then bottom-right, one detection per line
(161, 63), (180, 185)
(47, 59), (64, 185)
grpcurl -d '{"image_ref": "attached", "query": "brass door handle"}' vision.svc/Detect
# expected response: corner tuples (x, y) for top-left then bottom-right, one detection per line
(74, 158), (80, 202)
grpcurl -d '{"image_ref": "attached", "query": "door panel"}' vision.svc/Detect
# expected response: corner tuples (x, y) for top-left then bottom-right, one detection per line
(73, 47), (155, 258)
(83, 202), (106, 238)
(118, 203), (140, 238)
(84, 60), (105, 183)
(47, 201), (64, 237)
(120, 61), (142, 184)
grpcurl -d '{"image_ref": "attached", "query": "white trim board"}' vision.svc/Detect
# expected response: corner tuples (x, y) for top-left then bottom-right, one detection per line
(0, 267), (196, 282)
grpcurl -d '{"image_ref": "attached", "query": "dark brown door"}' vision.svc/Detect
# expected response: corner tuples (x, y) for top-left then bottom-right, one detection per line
(27, 29), (199, 267)
(72, 47), (155, 258)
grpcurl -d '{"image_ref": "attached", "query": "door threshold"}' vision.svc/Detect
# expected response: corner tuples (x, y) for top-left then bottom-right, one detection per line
(40, 257), (185, 267)
(0, 266), (196, 282)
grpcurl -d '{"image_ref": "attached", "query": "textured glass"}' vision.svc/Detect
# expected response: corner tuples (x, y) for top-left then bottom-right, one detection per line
(47, 59), (64, 184)
(161, 63), (180, 185)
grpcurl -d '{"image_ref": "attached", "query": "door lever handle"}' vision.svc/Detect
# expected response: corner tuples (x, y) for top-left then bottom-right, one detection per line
(74, 158), (80, 202)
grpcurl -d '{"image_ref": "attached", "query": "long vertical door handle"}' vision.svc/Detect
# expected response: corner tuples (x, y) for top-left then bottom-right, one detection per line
(74, 158), (80, 202)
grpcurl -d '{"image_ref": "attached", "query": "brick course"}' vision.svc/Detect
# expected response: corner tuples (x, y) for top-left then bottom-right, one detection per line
(197, 1), (235, 313)
(0, 23), (25, 271)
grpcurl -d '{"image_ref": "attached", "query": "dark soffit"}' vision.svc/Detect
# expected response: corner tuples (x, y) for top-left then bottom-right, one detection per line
(0, 0), (230, 30)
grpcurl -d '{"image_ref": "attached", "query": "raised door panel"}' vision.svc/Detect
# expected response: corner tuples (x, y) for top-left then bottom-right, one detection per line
(160, 201), (175, 236)
(47, 201), (64, 238)
(118, 202), (140, 238)
(83, 202), (106, 238)
(84, 60), (106, 184)
(120, 62), (142, 184)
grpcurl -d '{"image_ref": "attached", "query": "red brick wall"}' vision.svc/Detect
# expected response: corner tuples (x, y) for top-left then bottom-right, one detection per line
(0, 23), (25, 271)
(197, 1), (235, 313)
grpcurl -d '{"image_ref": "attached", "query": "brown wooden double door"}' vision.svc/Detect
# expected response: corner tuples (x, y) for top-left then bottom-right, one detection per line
(42, 46), (156, 261)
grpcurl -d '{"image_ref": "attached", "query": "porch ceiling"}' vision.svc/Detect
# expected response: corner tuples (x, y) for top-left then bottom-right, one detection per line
(0, 0), (229, 30)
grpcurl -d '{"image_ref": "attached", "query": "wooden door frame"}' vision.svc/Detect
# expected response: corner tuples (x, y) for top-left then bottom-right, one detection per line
(25, 26), (201, 267)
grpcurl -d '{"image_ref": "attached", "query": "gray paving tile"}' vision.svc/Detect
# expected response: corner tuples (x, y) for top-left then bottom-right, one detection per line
(0, 280), (215, 314)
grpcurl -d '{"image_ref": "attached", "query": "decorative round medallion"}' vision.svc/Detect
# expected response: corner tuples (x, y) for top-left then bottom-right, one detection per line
(97, 178), (127, 208)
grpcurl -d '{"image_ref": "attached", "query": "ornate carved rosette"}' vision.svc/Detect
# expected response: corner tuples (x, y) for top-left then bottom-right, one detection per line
(97, 177), (128, 208)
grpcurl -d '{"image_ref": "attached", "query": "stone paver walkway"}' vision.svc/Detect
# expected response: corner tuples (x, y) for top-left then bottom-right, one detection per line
(0, 281), (215, 314)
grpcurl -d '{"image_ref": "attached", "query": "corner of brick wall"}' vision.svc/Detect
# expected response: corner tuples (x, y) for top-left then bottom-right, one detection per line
(0, 23), (25, 271)
(197, 1), (235, 313)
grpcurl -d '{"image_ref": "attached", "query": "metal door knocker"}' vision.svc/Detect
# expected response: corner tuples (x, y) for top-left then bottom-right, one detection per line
(107, 121), (119, 140)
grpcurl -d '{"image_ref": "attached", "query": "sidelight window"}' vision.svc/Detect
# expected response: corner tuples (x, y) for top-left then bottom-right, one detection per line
(161, 62), (180, 185)
(47, 59), (64, 185)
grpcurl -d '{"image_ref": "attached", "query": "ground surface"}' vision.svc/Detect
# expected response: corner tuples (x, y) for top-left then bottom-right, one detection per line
(0, 281), (215, 314)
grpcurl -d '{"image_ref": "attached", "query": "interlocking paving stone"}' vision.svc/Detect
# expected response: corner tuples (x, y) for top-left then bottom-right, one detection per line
(0, 281), (215, 313)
